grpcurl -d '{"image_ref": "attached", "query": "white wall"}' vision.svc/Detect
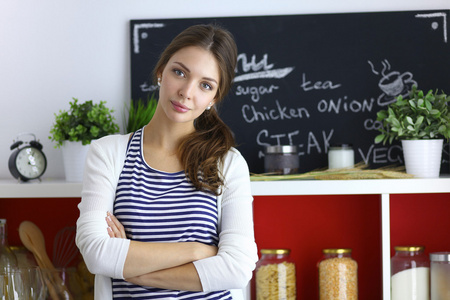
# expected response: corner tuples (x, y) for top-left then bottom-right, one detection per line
(1, 0), (449, 180)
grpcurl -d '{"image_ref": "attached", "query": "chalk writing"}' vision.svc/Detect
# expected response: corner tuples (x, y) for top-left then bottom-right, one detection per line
(140, 82), (159, 93)
(358, 144), (403, 164)
(235, 85), (280, 102)
(242, 100), (310, 123)
(256, 129), (333, 159)
(301, 73), (342, 91)
(234, 53), (294, 82)
(363, 118), (383, 131)
(317, 96), (375, 113)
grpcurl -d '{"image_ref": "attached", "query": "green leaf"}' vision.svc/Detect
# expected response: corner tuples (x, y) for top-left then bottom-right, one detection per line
(392, 118), (401, 128)
(377, 110), (388, 120)
(374, 134), (385, 144)
(430, 109), (440, 117)
(415, 116), (424, 127)
(406, 116), (414, 125)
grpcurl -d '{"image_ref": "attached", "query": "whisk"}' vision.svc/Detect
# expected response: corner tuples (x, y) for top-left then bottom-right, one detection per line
(52, 226), (79, 268)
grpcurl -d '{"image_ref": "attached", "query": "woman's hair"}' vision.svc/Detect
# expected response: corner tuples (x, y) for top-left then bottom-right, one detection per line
(153, 24), (238, 195)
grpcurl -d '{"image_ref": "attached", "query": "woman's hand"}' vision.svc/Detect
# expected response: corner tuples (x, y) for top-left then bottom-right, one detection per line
(106, 211), (126, 238)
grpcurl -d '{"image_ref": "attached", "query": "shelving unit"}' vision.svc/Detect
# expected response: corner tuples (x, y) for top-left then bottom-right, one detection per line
(1, 177), (449, 300)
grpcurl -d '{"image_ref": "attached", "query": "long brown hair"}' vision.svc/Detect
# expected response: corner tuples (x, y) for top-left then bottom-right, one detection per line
(153, 24), (238, 195)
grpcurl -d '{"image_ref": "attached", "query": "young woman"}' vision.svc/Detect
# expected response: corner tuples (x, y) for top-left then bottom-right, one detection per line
(76, 24), (258, 299)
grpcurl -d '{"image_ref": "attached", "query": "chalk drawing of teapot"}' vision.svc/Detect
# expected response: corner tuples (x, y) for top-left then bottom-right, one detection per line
(368, 59), (417, 106)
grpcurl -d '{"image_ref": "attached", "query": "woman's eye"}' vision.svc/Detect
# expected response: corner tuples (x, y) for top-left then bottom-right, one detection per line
(201, 82), (212, 90)
(174, 69), (185, 77)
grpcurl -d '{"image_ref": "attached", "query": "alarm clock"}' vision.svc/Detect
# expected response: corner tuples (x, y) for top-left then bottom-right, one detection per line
(9, 133), (47, 182)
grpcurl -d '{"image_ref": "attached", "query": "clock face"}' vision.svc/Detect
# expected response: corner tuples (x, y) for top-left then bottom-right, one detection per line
(15, 147), (47, 179)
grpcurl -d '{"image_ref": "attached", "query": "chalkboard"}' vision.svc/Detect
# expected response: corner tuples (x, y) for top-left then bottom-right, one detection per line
(130, 10), (450, 174)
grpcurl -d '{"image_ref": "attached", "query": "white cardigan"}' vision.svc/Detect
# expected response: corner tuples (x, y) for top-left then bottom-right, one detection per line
(75, 134), (258, 299)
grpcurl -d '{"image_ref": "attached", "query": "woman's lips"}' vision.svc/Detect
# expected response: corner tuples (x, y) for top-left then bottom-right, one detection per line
(171, 101), (190, 113)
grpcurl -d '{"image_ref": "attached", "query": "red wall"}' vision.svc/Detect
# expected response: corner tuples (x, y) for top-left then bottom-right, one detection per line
(253, 194), (382, 300)
(1, 192), (449, 299)
(390, 193), (450, 257)
(1, 198), (81, 264)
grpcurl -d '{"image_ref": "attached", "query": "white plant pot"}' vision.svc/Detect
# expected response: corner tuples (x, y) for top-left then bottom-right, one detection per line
(401, 139), (443, 178)
(61, 141), (90, 182)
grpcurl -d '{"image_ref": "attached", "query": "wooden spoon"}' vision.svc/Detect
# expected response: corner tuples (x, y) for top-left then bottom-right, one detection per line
(19, 221), (53, 269)
(19, 221), (73, 300)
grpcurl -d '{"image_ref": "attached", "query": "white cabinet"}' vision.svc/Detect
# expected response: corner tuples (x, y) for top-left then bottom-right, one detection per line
(2, 177), (450, 300)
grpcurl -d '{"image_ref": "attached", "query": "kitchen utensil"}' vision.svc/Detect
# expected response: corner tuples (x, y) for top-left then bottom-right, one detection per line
(53, 226), (79, 268)
(19, 220), (73, 300)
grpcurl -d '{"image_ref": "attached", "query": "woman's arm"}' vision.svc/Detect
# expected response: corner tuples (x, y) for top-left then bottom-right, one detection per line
(106, 212), (217, 279)
(107, 212), (205, 291)
(126, 263), (203, 291)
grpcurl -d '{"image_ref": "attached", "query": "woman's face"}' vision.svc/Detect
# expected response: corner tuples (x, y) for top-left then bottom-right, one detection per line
(158, 46), (220, 125)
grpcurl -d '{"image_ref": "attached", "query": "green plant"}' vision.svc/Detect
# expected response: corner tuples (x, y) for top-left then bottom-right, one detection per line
(49, 98), (119, 148)
(375, 86), (450, 145)
(124, 93), (157, 133)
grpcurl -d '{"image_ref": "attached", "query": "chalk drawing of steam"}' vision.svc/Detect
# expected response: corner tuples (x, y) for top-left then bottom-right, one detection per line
(368, 59), (417, 106)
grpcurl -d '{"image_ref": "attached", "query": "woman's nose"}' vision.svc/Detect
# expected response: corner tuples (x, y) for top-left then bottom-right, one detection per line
(179, 81), (194, 100)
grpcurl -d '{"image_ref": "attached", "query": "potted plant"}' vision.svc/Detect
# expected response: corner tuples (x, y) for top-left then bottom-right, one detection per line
(124, 93), (157, 133)
(374, 86), (450, 177)
(49, 98), (119, 181)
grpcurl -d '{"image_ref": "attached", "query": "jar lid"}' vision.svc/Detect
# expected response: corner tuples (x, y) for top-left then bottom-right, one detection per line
(265, 145), (297, 154)
(394, 246), (425, 252)
(322, 248), (352, 254)
(330, 143), (353, 148)
(260, 249), (291, 255)
(430, 252), (450, 262)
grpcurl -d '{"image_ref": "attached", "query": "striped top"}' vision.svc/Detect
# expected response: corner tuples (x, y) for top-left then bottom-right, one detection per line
(112, 128), (232, 299)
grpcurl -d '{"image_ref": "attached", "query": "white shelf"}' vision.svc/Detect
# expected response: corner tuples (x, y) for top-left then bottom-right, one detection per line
(251, 176), (450, 195)
(0, 179), (82, 198)
(2, 177), (450, 198)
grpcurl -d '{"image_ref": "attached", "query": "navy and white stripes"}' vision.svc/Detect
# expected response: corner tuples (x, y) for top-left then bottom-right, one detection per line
(112, 128), (231, 299)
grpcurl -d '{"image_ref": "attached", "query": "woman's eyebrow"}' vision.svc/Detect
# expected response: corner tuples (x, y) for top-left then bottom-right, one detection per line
(174, 61), (218, 84)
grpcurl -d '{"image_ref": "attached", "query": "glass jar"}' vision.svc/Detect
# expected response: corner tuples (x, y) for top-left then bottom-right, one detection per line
(255, 249), (296, 300)
(328, 144), (355, 169)
(391, 246), (429, 300)
(318, 248), (358, 300)
(0, 219), (18, 275)
(10, 246), (38, 268)
(430, 252), (450, 300)
(264, 145), (299, 175)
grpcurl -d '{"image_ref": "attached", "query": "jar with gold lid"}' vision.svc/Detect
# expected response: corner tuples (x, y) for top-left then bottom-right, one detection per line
(318, 248), (358, 300)
(391, 246), (429, 300)
(254, 249), (296, 300)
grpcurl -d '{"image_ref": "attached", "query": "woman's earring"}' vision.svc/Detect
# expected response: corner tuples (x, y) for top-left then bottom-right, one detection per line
(206, 101), (213, 110)
(157, 78), (161, 86)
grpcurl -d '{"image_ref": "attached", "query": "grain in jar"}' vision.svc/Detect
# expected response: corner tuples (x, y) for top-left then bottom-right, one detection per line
(318, 248), (358, 300)
(255, 249), (296, 300)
